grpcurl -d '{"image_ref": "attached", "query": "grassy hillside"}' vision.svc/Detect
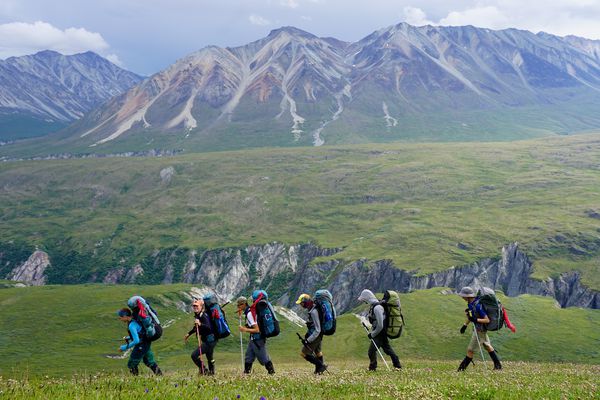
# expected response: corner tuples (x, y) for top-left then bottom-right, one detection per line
(0, 285), (598, 378)
(1, 134), (600, 288)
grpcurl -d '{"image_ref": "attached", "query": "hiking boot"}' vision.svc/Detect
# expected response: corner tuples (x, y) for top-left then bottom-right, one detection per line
(457, 356), (473, 372)
(265, 361), (275, 375)
(150, 364), (163, 376)
(368, 362), (377, 371)
(392, 357), (402, 370)
(489, 351), (502, 370)
(244, 362), (253, 374)
(315, 362), (328, 375)
(206, 360), (215, 375)
(129, 366), (139, 376)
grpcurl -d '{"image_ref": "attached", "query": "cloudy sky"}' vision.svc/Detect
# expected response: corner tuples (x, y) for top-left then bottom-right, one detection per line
(2, 0), (600, 75)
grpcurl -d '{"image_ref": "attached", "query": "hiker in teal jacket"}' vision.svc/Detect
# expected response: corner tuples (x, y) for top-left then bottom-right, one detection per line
(117, 308), (162, 376)
(358, 289), (402, 371)
(457, 286), (502, 370)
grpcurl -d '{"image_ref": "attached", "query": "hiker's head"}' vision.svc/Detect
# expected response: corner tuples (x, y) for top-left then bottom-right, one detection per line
(192, 299), (204, 312)
(117, 307), (132, 322)
(357, 289), (378, 304)
(459, 287), (476, 302)
(236, 296), (248, 312)
(295, 293), (312, 309)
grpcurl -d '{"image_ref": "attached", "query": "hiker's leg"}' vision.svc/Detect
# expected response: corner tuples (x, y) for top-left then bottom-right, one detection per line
(480, 333), (494, 353)
(466, 331), (479, 358)
(378, 336), (401, 369)
(367, 341), (378, 370)
(127, 342), (146, 374)
(141, 346), (162, 375)
(457, 356), (473, 371)
(254, 339), (271, 367)
(253, 340), (275, 374)
(488, 350), (502, 370)
(203, 341), (216, 374)
(191, 348), (204, 370)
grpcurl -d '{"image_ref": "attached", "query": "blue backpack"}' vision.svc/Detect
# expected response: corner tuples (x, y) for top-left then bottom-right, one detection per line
(203, 293), (231, 339)
(252, 290), (280, 338)
(127, 295), (163, 342)
(314, 289), (336, 335)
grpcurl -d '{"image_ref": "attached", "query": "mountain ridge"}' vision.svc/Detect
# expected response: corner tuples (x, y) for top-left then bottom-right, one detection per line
(3, 23), (600, 157)
(0, 50), (144, 140)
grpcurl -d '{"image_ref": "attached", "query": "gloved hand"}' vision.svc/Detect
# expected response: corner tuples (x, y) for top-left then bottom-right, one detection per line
(460, 324), (467, 334)
(367, 333), (373, 340)
(468, 314), (477, 323)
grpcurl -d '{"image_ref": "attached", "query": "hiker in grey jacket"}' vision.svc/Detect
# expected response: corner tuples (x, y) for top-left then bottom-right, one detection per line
(296, 293), (327, 374)
(358, 289), (402, 370)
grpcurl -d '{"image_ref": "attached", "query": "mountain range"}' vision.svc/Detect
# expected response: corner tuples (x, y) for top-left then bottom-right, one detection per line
(2, 23), (600, 156)
(0, 50), (143, 141)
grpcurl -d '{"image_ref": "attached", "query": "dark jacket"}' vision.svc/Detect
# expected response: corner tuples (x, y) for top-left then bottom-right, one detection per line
(188, 311), (216, 342)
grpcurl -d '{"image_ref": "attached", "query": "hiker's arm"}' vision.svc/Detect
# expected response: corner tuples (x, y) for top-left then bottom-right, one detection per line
(474, 304), (490, 324)
(240, 323), (260, 334)
(371, 305), (385, 337)
(121, 323), (140, 351)
(306, 308), (321, 343)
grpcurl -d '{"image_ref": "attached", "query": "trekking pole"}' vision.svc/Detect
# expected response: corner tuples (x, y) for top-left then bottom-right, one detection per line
(195, 324), (205, 374)
(239, 314), (245, 373)
(361, 322), (390, 371)
(473, 324), (488, 369)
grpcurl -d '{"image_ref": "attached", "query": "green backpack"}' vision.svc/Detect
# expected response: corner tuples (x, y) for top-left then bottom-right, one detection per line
(380, 290), (405, 339)
(475, 287), (505, 332)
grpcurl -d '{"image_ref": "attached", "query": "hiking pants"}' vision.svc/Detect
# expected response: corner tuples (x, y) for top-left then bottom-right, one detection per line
(467, 330), (492, 353)
(191, 340), (217, 369)
(245, 338), (271, 365)
(127, 340), (157, 370)
(368, 333), (401, 369)
(301, 334), (323, 356)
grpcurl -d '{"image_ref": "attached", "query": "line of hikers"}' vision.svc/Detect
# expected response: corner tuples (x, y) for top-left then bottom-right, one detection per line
(116, 286), (515, 376)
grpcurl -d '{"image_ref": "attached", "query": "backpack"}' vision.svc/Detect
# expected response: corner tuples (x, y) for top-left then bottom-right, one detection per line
(127, 295), (163, 342)
(252, 290), (280, 338)
(314, 289), (336, 336)
(380, 290), (404, 339)
(475, 287), (505, 331)
(203, 293), (231, 339)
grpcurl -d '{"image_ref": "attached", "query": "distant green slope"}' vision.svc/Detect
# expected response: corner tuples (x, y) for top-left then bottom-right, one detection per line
(1, 134), (600, 288)
(0, 285), (598, 377)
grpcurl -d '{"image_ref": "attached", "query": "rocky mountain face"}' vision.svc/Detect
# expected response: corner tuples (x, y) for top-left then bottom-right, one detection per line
(0, 51), (143, 139)
(68, 24), (600, 151)
(6, 242), (598, 311)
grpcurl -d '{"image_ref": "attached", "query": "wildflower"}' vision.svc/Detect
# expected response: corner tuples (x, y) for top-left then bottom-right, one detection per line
(145, 388), (149, 393)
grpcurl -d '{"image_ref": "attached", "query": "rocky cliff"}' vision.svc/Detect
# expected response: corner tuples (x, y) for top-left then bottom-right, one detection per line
(8, 250), (51, 285)
(6, 242), (599, 311)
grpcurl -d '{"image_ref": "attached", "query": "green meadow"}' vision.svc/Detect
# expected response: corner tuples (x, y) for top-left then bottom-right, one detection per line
(1, 134), (600, 287)
(0, 284), (598, 399)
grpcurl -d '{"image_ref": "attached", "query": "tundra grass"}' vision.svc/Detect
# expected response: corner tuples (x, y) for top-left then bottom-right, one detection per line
(0, 285), (598, 378)
(1, 361), (598, 400)
(1, 134), (600, 287)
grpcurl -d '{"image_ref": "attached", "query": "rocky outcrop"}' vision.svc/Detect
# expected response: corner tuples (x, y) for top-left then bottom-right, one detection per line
(6, 242), (599, 311)
(318, 243), (599, 312)
(8, 250), (50, 285)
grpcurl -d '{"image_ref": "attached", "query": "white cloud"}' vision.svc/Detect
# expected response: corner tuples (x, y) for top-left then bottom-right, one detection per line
(0, 21), (112, 59)
(249, 14), (271, 26)
(402, 6), (434, 26)
(280, 0), (299, 8)
(438, 6), (510, 29)
(105, 53), (123, 67)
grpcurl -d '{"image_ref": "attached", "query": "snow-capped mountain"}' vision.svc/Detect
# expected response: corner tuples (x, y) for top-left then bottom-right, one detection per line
(0, 51), (143, 139)
(6, 24), (600, 154)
